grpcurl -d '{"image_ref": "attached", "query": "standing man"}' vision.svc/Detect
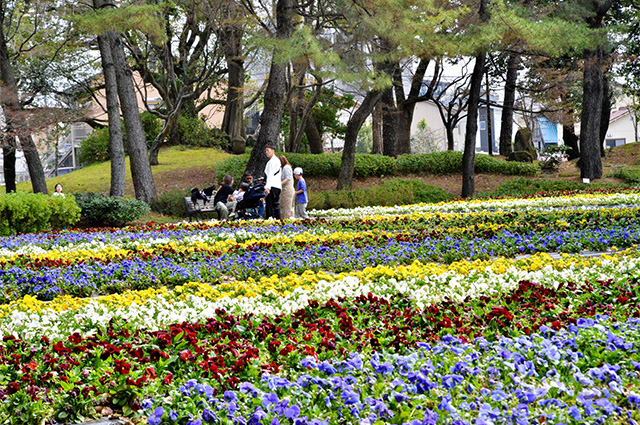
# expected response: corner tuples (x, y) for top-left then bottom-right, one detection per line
(263, 144), (282, 219)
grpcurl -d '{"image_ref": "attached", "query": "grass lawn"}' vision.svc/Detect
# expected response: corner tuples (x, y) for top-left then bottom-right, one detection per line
(17, 146), (230, 196)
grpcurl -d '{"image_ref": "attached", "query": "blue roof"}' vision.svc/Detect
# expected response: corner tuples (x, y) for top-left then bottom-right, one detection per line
(539, 117), (558, 144)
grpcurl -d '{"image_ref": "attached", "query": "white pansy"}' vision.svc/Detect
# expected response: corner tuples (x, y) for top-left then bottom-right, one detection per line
(2, 253), (639, 340)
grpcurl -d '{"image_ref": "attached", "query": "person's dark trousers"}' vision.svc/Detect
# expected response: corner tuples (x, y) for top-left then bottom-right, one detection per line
(265, 188), (281, 219)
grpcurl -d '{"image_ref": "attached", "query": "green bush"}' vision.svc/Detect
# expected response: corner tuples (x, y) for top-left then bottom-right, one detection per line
(74, 193), (150, 227)
(308, 178), (452, 210)
(611, 168), (640, 184)
(0, 192), (81, 235)
(216, 153), (250, 182)
(216, 151), (539, 181)
(78, 127), (111, 165)
(482, 177), (624, 198)
(141, 111), (164, 148)
(151, 189), (190, 217)
(178, 116), (224, 148)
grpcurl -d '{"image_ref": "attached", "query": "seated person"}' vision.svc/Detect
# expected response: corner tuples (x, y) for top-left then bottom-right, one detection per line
(232, 182), (250, 203)
(213, 174), (236, 220)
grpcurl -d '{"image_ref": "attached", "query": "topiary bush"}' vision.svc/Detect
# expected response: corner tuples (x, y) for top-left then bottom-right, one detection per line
(0, 192), (80, 235)
(74, 193), (150, 227)
(308, 178), (452, 210)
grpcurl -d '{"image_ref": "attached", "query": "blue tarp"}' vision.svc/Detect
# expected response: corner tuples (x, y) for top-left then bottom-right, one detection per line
(539, 117), (558, 145)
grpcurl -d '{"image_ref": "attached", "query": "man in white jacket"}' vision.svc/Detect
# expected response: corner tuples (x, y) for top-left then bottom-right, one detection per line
(263, 144), (282, 219)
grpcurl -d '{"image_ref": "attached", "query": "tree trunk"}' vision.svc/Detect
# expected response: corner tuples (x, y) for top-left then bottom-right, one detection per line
(485, 71), (493, 156)
(220, 4), (245, 141)
(372, 101), (383, 154)
(109, 30), (156, 203)
(599, 73), (611, 157)
(18, 135), (47, 193)
(291, 80), (322, 153)
(499, 52), (518, 157)
(2, 141), (16, 193)
(245, 0), (295, 177)
(0, 11), (47, 194)
(149, 106), (180, 166)
(462, 53), (486, 198)
(563, 124), (580, 160)
(381, 88), (397, 157)
(337, 90), (382, 190)
(396, 58), (429, 155)
(579, 47), (604, 180)
(304, 118), (324, 154)
(97, 32), (126, 197)
(462, 0), (489, 198)
(446, 125), (455, 151)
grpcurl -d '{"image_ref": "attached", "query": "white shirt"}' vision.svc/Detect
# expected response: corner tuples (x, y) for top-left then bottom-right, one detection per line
(264, 156), (282, 190)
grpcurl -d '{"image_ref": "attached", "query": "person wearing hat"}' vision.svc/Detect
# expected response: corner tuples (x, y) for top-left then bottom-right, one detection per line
(263, 144), (282, 219)
(293, 167), (308, 219)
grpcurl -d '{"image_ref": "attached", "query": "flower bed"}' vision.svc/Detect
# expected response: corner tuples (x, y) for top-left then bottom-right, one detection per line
(1, 193), (639, 424)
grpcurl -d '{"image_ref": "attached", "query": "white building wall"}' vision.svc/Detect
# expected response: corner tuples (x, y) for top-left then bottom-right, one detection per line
(606, 116), (637, 146)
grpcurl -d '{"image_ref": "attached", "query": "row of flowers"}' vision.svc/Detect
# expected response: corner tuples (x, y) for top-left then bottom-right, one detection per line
(1, 250), (636, 340)
(2, 193), (640, 254)
(2, 217), (639, 302)
(1, 253), (639, 423)
(311, 191), (640, 217)
(143, 317), (640, 425)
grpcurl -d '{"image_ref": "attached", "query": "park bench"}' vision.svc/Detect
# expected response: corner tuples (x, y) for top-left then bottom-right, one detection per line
(183, 197), (220, 222)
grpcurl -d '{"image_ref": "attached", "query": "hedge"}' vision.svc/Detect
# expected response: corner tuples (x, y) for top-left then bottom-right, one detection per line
(308, 178), (452, 210)
(0, 192), (81, 236)
(482, 177), (626, 198)
(216, 151), (540, 181)
(74, 193), (150, 227)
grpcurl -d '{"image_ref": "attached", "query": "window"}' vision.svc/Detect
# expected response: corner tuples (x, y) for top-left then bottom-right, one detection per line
(479, 121), (486, 131)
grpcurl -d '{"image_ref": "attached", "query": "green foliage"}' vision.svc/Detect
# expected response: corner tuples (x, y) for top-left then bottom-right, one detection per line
(308, 178), (452, 210)
(141, 111), (163, 147)
(356, 124), (373, 154)
(74, 193), (150, 227)
(282, 88), (355, 151)
(73, 4), (167, 45)
(79, 114), (211, 165)
(483, 177), (624, 197)
(216, 154), (250, 182)
(151, 189), (190, 217)
(473, 154), (540, 175)
(0, 192), (80, 236)
(611, 167), (640, 184)
(216, 151), (539, 181)
(178, 116), (224, 148)
(79, 127), (111, 165)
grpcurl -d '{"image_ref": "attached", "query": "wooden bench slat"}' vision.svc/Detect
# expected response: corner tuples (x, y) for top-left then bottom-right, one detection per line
(184, 197), (219, 221)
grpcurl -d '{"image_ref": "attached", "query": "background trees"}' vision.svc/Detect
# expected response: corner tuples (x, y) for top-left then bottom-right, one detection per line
(4, 0), (640, 199)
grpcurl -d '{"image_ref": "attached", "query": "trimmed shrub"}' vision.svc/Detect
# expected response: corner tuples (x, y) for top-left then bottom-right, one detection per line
(482, 177), (623, 198)
(151, 189), (190, 217)
(0, 192), (80, 236)
(216, 151), (539, 181)
(308, 178), (452, 210)
(74, 193), (150, 227)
